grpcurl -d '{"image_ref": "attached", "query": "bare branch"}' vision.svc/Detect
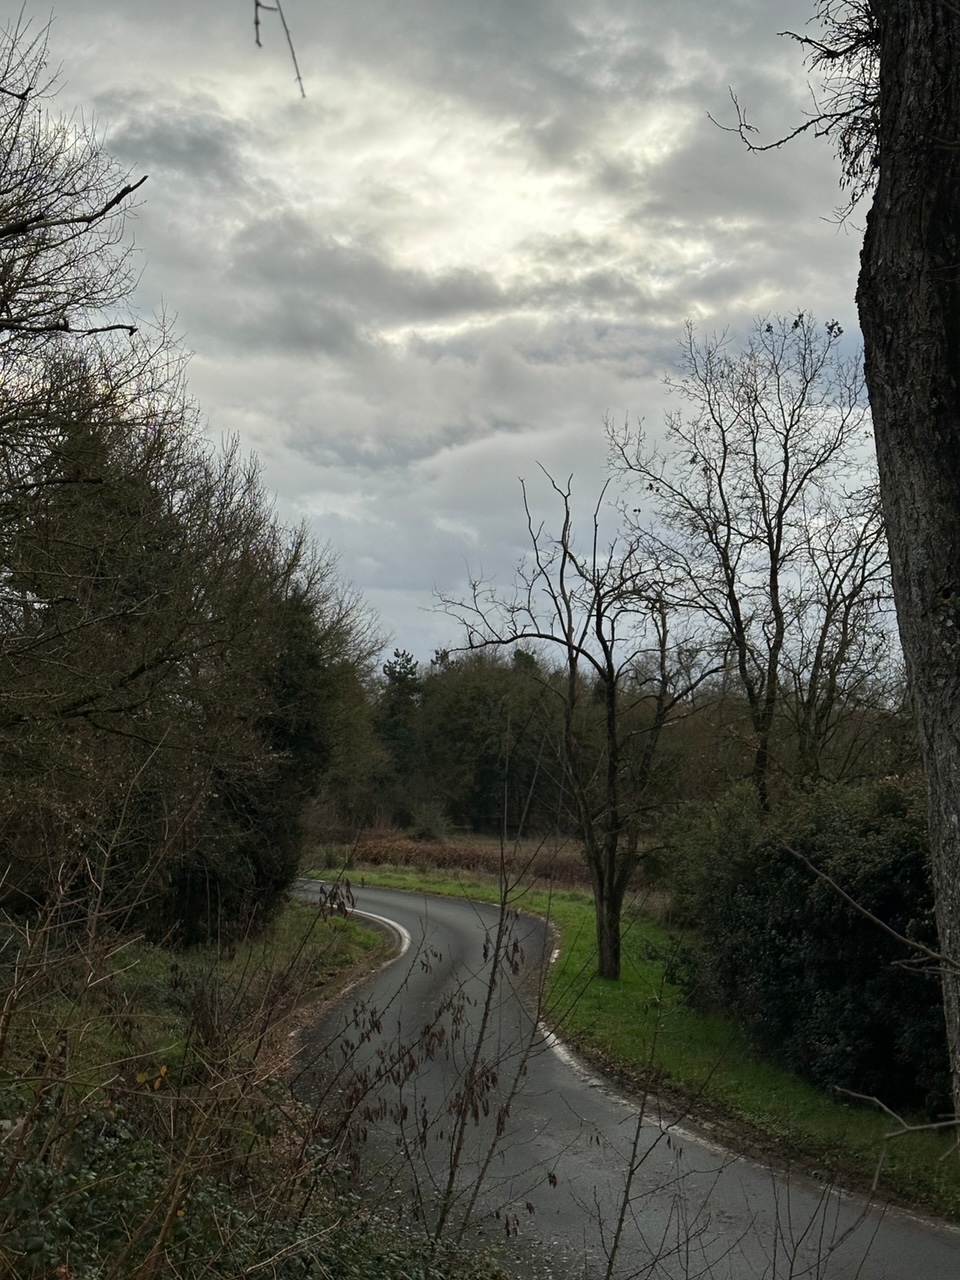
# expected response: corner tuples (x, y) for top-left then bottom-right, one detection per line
(254, 0), (306, 97)
(832, 1087), (959, 1191)
(783, 841), (957, 976)
(0, 174), (148, 242)
(0, 319), (137, 336)
(712, 2), (880, 212)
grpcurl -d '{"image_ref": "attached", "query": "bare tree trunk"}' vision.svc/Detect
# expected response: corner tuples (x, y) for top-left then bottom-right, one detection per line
(857, 0), (960, 1112)
(588, 834), (627, 981)
(594, 886), (623, 981)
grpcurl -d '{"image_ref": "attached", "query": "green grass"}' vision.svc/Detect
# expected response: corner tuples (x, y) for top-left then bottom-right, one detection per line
(111, 903), (384, 1061)
(314, 862), (960, 1222)
(0, 901), (386, 1091)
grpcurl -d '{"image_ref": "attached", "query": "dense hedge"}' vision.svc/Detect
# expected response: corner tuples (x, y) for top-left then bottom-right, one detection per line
(675, 781), (949, 1111)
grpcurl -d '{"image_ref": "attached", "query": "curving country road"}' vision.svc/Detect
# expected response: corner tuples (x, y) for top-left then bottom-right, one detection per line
(293, 881), (960, 1279)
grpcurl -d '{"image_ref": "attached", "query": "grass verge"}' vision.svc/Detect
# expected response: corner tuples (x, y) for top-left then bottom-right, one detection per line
(0, 895), (514, 1279)
(315, 861), (960, 1223)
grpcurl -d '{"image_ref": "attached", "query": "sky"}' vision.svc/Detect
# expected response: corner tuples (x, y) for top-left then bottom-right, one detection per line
(44, 0), (864, 661)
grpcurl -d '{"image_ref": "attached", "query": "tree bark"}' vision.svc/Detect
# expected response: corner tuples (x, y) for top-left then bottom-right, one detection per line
(857, 0), (960, 1111)
(591, 858), (624, 981)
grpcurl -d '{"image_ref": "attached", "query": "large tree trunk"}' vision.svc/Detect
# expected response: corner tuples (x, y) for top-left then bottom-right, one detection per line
(857, 0), (960, 1112)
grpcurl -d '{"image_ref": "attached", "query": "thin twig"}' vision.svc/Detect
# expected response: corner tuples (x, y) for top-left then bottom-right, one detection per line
(254, 0), (305, 97)
(783, 842), (957, 974)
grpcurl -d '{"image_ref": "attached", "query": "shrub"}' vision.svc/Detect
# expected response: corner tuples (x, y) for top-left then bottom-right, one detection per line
(676, 780), (949, 1111)
(406, 801), (452, 843)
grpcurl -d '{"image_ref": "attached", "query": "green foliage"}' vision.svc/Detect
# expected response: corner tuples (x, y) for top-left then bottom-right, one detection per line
(374, 649), (427, 826)
(161, 578), (377, 945)
(0, 1100), (236, 1280)
(0, 1094), (507, 1280)
(0, 898), (401, 1280)
(0, 1085), (512, 1274)
(372, 648), (556, 834)
(0, 350), (377, 945)
(294, 1208), (512, 1280)
(418, 650), (553, 833)
(677, 780), (949, 1109)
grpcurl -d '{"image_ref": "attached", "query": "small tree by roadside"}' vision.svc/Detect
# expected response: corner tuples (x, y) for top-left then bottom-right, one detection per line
(440, 470), (716, 980)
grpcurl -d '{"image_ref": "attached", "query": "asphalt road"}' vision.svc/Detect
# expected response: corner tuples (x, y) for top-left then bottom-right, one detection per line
(293, 881), (960, 1279)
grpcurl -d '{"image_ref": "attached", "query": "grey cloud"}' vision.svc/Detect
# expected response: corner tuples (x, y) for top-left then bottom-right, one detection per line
(307, 0), (803, 158)
(99, 92), (253, 192)
(180, 213), (509, 358)
(594, 155), (645, 196)
(234, 214), (505, 320)
(527, 116), (594, 166)
(407, 311), (679, 383)
(195, 304), (648, 477)
(52, 0), (863, 657)
(226, 299), (361, 360)
(638, 122), (828, 227)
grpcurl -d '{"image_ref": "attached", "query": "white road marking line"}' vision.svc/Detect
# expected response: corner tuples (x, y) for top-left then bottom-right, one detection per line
(350, 908), (412, 959)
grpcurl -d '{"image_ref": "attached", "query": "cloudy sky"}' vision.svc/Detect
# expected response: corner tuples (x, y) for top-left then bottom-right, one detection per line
(48, 0), (863, 659)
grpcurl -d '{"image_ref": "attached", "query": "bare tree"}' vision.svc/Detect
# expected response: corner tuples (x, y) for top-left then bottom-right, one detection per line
(610, 314), (892, 807)
(440, 470), (715, 980)
(778, 482), (897, 780)
(715, 1), (880, 220)
(0, 18), (145, 347)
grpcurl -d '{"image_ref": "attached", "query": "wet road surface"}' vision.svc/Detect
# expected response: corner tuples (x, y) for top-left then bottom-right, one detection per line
(294, 881), (960, 1279)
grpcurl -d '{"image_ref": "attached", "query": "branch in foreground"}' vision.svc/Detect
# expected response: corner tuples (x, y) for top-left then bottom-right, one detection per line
(784, 841), (956, 975)
(0, 320), (137, 336)
(832, 1087), (959, 1191)
(0, 174), (148, 242)
(254, 0), (305, 97)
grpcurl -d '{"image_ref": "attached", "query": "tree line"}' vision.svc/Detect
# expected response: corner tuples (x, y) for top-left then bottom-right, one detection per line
(0, 23), (379, 946)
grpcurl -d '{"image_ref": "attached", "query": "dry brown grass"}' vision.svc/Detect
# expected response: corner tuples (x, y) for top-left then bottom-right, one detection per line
(314, 830), (597, 889)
